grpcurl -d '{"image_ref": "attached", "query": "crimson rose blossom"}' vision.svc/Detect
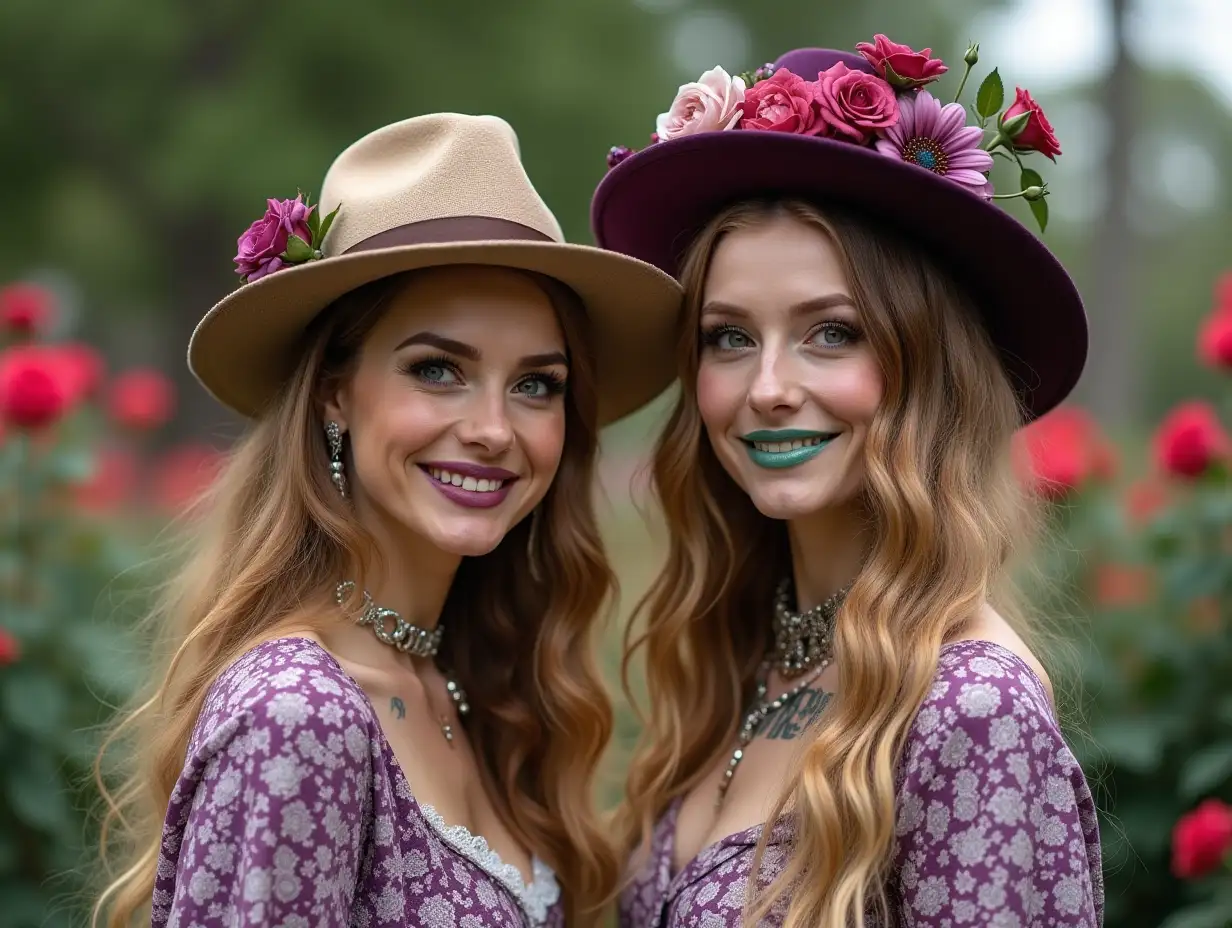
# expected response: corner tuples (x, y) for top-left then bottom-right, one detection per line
(855, 34), (948, 89)
(0, 349), (68, 429)
(0, 628), (19, 666)
(1154, 401), (1230, 478)
(1173, 799), (1232, 879)
(1003, 87), (1062, 160)
(234, 196), (315, 282)
(1016, 405), (1114, 499)
(812, 62), (898, 143)
(1198, 308), (1232, 369)
(0, 283), (56, 335)
(739, 69), (821, 134)
(108, 368), (176, 431)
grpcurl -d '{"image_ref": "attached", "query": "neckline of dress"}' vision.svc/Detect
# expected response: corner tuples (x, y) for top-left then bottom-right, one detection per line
(269, 636), (562, 925)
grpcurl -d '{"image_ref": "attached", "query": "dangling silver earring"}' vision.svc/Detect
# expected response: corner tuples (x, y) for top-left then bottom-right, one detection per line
(527, 508), (543, 583)
(325, 421), (348, 499)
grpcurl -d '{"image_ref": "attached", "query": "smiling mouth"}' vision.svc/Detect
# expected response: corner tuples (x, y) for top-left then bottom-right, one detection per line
(425, 466), (508, 494)
(745, 435), (832, 453)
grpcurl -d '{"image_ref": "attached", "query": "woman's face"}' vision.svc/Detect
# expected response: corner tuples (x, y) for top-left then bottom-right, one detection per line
(696, 214), (884, 521)
(326, 266), (568, 558)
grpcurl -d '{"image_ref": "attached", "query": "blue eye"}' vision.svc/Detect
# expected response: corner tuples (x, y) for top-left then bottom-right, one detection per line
(514, 373), (566, 399)
(810, 322), (860, 348)
(702, 325), (754, 351)
(401, 355), (463, 386)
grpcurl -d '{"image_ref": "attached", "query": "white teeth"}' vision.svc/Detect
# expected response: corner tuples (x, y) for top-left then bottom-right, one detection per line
(426, 468), (505, 492)
(751, 436), (828, 453)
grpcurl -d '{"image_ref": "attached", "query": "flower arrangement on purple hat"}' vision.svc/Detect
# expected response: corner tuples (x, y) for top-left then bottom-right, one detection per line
(607, 35), (1062, 232)
(233, 193), (341, 283)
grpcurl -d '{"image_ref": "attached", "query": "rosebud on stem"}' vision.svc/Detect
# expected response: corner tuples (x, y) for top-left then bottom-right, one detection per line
(953, 42), (979, 103)
(983, 109), (1034, 153)
(992, 184), (1047, 201)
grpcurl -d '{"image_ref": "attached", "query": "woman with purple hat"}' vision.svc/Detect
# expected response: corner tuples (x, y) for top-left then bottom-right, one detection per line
(92, 114), (682, 928)
(595, 37), (1101, 927)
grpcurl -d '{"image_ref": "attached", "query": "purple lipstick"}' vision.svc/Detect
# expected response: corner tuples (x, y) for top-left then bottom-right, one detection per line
(419, 462), (518, 509)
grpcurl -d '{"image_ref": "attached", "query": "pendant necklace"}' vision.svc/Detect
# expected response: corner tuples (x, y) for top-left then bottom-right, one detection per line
(336, 581), (469, 746)
(715, 579), (848, 808)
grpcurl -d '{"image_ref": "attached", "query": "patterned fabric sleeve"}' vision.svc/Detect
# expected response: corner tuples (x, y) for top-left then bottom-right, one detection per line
(156, 654), (375, 927)
(892, 643), (1102, 927)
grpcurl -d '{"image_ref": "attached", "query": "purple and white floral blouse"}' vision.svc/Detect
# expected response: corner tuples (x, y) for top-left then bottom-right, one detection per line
(153, 637), (564, 927)
(620, 639), (1104, 927)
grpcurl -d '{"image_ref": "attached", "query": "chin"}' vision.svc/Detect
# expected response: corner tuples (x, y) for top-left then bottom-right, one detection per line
(746, 487), (829, 521)
(421, 521), (510, 558)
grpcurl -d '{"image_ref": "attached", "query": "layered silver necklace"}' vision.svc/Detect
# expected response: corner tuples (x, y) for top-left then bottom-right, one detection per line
(715, 579), (848, 808)
(335, 581), (469, 745)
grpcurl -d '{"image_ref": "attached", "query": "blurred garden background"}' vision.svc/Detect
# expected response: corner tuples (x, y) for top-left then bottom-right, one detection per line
(2, 0), (1232, 925)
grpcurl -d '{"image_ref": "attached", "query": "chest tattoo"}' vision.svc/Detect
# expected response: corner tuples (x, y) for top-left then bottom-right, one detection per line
(390, 696), (406, 719)
(755, 687), (832, 741)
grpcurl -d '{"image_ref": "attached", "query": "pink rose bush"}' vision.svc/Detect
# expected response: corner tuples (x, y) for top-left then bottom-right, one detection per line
(608, 33), (1061, 228)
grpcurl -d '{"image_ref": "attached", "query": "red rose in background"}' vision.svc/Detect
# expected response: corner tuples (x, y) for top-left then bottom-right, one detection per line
(1017, 405), (1115, 499)
(1003, 87), (1062, 161)
(1124, 477), (1171, 526)
(1093, 563), (1154, 607)
(0, 348), (68, 429)
(0, 628), (19, 665)
(154, 443), (224, 512)
(1173, 799), (1232, 879)
(0, 283), (56, 335)
(1154, 402), (1230, 479)
(107, 369), (175, 431)
(51, 342), (105, 401)
(1198, 309), (1232, 370)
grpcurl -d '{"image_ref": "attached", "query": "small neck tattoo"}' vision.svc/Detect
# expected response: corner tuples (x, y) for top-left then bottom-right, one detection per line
(336, 581), (468, 746)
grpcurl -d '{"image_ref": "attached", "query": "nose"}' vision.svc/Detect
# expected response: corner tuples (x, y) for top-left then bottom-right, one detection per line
(747, 346), (805, 416)
(454, 388), (514, 456)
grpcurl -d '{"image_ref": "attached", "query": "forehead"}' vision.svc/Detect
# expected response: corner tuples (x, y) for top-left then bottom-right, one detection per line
(703, 214), (851, 312)
(369, 266), (565, 351)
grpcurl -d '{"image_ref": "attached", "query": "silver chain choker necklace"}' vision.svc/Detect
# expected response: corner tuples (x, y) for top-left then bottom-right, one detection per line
(335, 580), (444, 658)
(771, 577), (848, 679)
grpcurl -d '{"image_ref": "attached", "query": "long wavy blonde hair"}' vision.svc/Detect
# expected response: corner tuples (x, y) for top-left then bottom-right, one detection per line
(618, 200), (1045, 927)
(94, 269), (621, 927)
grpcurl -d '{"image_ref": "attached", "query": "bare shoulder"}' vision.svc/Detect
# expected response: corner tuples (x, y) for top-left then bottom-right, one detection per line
(953, 603), (1054, 705)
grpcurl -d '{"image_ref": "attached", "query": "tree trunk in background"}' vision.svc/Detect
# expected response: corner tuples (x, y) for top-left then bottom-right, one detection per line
(1082, 0), (1137, 425)
(164, 213), (244, 446)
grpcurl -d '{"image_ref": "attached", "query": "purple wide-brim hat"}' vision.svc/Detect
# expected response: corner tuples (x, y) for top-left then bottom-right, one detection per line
(591, 48), (1087, 421)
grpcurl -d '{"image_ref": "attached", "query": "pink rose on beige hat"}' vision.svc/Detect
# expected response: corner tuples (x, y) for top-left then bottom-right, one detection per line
(655, 66), (746, 141)
(812, 62), (899, 144)
(738, 69), (821, 135)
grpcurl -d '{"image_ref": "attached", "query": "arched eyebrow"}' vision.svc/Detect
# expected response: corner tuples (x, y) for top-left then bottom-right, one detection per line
(394, 331), (567, 367)
(700, 294), (857, 320)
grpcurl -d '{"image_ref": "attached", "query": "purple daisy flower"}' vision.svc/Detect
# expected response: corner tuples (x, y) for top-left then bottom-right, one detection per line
(876, 90), (994, 197)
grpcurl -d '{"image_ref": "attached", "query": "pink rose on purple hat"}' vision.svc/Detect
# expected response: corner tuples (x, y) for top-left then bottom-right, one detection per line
(656, 66), (746, 141)
(739, 69), (822, 135)
(855, 34), (948, 89)
(813, 62), (899, 144)
(234, 196), (317, 283)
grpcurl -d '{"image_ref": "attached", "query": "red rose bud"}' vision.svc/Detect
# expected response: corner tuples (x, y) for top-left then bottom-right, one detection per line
(1154, 401), (1230, 479)
(0, 628), (19, 665)
(107, 368), (176, 431)
(1172, 799), (1232, 879)
(1198, 309), (1232, 369)
(1002, 88), (1062, 161)
(0, 348), (68, 429)
(0, 283), (56, 336)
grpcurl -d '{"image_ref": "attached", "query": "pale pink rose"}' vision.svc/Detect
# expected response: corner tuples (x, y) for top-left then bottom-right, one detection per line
(655, 66), (746, 140)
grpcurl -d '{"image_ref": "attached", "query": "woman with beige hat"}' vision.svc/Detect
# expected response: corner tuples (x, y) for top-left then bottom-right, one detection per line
(93, 113), (681, 928)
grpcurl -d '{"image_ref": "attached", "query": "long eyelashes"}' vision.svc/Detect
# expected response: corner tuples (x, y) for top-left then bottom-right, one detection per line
(398, 355), (566, 397)
(699, 320), (865, 350)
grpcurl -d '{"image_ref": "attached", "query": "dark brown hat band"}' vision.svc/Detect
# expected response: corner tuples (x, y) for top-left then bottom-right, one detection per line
(344, 216), (554, 254)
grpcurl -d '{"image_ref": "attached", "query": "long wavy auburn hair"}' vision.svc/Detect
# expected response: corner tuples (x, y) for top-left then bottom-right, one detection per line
(618, 200), (1047, 927)
(93, 269), (621, 927)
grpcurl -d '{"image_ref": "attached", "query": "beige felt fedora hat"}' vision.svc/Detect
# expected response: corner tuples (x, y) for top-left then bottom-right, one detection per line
(188, 113), (682, 424)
